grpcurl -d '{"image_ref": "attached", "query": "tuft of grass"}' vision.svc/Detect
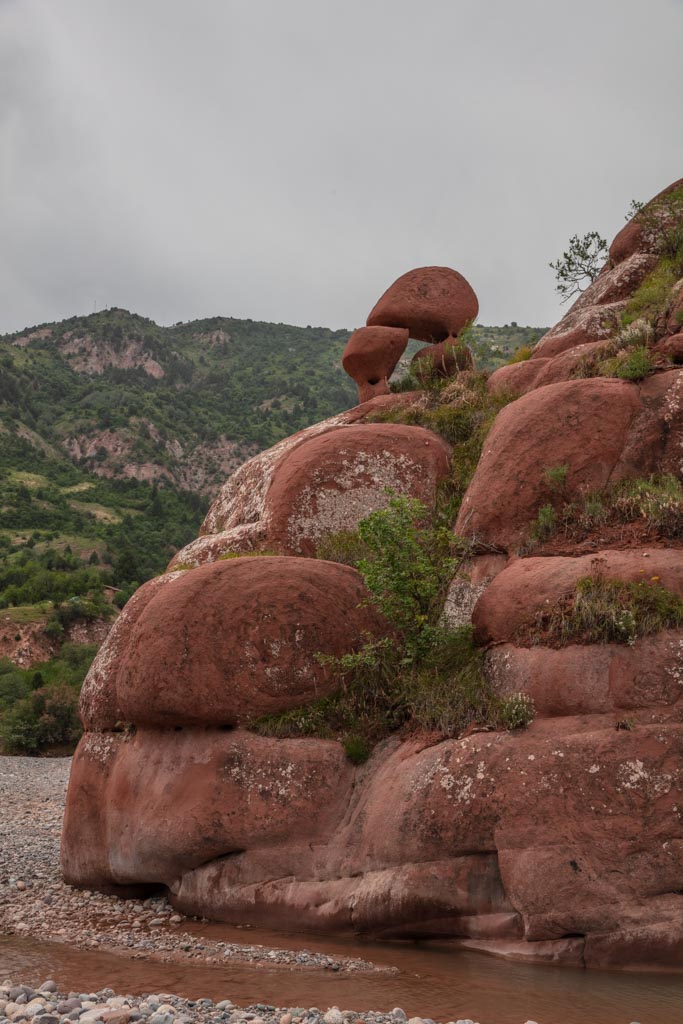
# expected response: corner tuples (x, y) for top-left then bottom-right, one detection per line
(531, 504), (557, 543)
(544, 463), (569, 493)
(601, 346), (654, 381)
(498, 692), (536, 730)
(523, 574), (683, 647)
(343, 734), (372, 764)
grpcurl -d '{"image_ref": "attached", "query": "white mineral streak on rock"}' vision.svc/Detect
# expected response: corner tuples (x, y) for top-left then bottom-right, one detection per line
(202, 411), (356, 535)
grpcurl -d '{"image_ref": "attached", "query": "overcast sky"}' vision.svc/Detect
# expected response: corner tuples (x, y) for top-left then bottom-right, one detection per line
(1, 0), (682, 335)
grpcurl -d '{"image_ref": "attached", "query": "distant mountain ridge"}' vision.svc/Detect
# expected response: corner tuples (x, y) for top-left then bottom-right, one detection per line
(0, 307), (546, 495)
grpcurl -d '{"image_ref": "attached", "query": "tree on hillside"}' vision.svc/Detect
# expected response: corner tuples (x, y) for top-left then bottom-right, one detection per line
(549, 231), (608, 303)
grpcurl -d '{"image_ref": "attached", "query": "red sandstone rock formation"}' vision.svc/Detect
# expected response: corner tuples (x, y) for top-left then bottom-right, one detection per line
(79, 557), (390, 732)
(472, 548), (683, 645)
(341, 325), (409, 403)
(367, 266), (479, 343)
(456, 373), (681, 552)
(62, 180), (683, 971)
(342, 267), (479, 401)
(171, 408), (449, 565)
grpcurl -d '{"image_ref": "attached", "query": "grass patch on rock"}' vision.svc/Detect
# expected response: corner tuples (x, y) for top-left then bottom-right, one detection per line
(521, 574), (683, 647)
(572, 320), (660, 381)
(528, 474), (683, 548)
(370, 371), (516, 514)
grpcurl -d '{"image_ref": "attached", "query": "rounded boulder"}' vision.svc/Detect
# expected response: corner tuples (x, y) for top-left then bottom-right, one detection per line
(265, 422), (451, 555)
(411, 339), (473, 381)
(367, 266), (479, 343)
(342, 325), (409, 403)
(81, 556), (390, 729)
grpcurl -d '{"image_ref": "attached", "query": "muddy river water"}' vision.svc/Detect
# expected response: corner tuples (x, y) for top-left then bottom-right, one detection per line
(2, 925), (682, 1024)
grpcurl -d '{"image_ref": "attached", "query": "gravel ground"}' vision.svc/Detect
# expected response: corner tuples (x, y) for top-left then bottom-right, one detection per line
(0, 980), (513, 1024)
(0, 757), (382, 975)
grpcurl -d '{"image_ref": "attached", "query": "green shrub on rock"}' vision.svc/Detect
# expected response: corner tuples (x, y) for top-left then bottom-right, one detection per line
(257, 495), (534, 755)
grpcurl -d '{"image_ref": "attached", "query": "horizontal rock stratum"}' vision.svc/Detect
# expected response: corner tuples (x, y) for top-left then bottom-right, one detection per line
(62, 182), (683, 970)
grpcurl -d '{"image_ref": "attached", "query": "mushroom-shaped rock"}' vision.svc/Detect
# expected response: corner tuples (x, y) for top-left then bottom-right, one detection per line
(411, 339), (473, 382)
(80, 556), (390, 730)
(342, 325), (409, 403)
(367, 266), (479, 343)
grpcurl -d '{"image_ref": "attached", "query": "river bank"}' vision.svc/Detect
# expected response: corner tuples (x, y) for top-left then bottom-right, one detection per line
(1, 756), (680, 1024)
(0, 757), (382, 976)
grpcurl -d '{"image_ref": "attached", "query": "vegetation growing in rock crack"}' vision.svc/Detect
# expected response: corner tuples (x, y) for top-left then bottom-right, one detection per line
(369, 370), (517, 517)
(621, 185), (683, 328)
(528, 475), (683, 549)
(520, 573), (683, 648)
(255, 495), (534, 758)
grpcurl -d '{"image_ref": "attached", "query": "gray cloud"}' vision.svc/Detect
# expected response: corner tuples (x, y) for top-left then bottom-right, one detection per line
(1, 0), (682, 335)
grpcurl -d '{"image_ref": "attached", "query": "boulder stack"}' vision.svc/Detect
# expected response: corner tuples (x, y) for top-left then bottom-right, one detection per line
(343, 265), (479, 403)
(62, 181), (683, 970)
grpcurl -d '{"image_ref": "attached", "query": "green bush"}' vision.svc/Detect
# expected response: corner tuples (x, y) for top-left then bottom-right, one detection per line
(0, 684), (81, 754)
(355, 495), (456, 656)
(602, 346), (654, 381)
(509, 345), (533, 363)
(256, 495), (533, 754)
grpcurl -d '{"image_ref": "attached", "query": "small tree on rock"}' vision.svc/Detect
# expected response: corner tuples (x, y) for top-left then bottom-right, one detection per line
(550, 231), (608, 303)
